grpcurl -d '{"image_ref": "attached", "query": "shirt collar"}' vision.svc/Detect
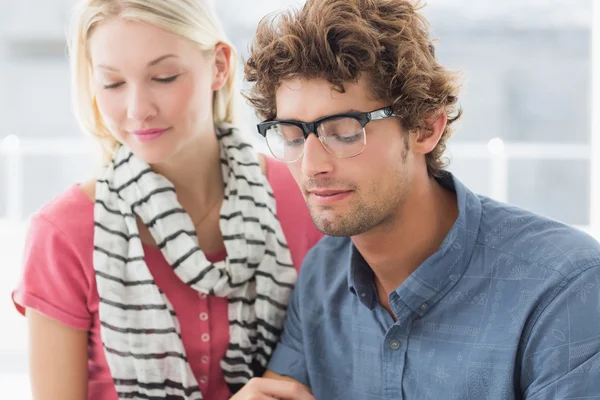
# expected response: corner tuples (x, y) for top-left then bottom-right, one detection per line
(348, 245), (378, 309)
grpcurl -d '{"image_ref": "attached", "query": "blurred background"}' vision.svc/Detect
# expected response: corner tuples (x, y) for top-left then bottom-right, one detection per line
(0, 0), (598, 398)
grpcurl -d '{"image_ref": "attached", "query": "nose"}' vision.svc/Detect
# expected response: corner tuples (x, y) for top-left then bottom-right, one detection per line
(300, 133), (334, 178)
(127, 85), (157, 122)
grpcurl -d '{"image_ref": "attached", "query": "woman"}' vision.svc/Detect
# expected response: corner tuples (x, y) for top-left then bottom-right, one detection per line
(11, 1), (322, 399)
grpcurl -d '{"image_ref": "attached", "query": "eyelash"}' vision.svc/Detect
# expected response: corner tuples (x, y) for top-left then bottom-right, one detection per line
(102, 74), (180, 90)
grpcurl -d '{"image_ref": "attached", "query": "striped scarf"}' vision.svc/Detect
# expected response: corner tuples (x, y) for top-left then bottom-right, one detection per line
(92, 125), (296, 399)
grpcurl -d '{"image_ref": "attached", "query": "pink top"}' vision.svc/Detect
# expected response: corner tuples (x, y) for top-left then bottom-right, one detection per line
(12, 157), (322, 400)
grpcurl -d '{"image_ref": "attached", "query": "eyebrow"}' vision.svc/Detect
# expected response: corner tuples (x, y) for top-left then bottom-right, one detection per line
(276, 108), (363, 122)
(95, 54), (179, 72)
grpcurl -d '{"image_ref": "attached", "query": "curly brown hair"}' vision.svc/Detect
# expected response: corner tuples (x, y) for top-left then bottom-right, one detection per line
(244, 0), (462, 176)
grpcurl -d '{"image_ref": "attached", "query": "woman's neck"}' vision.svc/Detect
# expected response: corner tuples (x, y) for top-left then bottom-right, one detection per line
(151, 128), (225, 225)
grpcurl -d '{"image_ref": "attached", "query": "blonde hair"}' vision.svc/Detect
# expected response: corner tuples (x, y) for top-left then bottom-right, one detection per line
(67, 0), (238, 164)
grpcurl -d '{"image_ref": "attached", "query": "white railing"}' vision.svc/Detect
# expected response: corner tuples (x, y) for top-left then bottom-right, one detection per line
(1, 136), (596, 236)
(445, 141), (592, 202)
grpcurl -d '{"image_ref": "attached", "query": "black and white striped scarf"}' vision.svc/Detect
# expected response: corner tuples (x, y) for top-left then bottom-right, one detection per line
(93, 125), (296, 399)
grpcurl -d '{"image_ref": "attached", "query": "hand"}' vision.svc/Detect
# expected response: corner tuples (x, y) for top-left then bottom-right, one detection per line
(230, 377), (315, 400)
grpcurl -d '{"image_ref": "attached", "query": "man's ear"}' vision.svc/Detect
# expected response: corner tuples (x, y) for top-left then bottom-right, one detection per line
(409, 111), (448, 155)
(211, 43), (232, 91)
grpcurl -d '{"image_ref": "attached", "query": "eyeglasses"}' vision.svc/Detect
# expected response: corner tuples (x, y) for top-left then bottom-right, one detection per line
(256, 106), (397, 163)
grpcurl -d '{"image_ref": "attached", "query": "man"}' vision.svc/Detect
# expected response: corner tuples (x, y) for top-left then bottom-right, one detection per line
(234, 0), (600, 398)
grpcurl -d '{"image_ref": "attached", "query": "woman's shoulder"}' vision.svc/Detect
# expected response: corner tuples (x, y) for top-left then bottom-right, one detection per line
(263, 154), (293, 187)
(262, 155), (324, 267)
(31, 180), (95, 246)
(263, 155), (304, 206)
(13, 180), (98, 328)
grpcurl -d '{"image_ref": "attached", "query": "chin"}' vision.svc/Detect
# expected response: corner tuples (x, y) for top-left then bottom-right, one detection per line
(315, 222), (357, 237)
(125, 140), (170, 162)
(128, 147), (174, 165)
(312, 208), (379, 237)
(311, 213), (350, 237)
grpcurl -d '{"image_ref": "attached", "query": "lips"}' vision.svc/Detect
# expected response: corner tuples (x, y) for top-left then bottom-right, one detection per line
(307, 188), (353, 204)
(130, 128), (170, 142)
(309, 189), (351, 196)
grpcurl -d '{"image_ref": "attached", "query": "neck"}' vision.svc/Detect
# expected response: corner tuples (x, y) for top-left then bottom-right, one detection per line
(151, 126), (224, 225)
(352, 173), (458, 299)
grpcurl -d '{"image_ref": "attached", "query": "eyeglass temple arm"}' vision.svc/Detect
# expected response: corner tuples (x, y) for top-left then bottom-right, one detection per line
(369, 108), (396, 121)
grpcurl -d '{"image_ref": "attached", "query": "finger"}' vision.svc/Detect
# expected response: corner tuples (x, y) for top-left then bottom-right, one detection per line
(245, 378), (315, 400)
(230, 387), (279, 400)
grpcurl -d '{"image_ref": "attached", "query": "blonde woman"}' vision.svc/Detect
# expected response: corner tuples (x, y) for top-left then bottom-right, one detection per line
(11, 1), (322, 399)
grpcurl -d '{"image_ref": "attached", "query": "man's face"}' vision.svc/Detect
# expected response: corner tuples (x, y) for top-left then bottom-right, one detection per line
(275, 77), (416, 236)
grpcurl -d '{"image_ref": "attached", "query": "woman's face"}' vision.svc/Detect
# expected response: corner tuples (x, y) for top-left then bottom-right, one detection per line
(89, 18), (229, 164)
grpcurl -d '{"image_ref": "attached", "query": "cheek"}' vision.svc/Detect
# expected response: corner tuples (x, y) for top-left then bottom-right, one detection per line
(355, 139), (406, 190)
(366, 130), (409, 172)
(95, 90), (124, 130)
(359, 137), (392, 169)
(170, 74), (213, 125)
(165, 82), (194, 114)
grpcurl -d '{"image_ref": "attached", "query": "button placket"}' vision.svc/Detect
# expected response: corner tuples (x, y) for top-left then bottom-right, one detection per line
(383, 322), (409, 397)
(196, 292), (211, 390)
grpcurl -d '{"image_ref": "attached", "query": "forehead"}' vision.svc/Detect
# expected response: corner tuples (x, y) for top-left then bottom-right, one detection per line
(88, 18), (196, 67)
(274, 77), (383, 121)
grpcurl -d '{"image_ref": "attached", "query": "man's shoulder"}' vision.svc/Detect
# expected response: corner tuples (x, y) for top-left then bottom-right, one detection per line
(477, 195), (600, 277)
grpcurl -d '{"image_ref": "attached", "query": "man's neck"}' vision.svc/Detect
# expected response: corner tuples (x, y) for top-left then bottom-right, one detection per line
(352, 174), (459, 309)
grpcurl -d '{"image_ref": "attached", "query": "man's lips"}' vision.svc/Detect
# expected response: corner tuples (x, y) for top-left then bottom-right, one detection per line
(306, 189), (353, 203)
(308, 189), (352, 196)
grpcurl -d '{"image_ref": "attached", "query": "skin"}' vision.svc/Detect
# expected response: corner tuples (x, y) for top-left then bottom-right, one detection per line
(242, 76), (459, 393)
(230, 373), (314, 400)
(26, 17), (266, 399)
(27, 310), (89, 400)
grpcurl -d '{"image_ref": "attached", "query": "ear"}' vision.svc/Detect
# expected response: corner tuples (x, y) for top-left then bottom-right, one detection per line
(211, 43), (232, 91)
(409, 110), (448, 155)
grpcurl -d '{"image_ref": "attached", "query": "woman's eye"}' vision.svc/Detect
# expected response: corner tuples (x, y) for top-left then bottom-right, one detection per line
(154, 74), (180, 83)
(103, 82), (124, 89)
(101, 74), (180, 89)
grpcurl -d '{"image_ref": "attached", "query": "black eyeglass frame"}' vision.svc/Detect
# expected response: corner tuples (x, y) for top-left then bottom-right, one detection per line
(256, 106), (397, 139)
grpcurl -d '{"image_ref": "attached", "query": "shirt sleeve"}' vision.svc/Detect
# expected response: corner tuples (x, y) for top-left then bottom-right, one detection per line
(12, 215), (92, 331)
(521, 265), (600, 398)
(267, 272), (310, 387)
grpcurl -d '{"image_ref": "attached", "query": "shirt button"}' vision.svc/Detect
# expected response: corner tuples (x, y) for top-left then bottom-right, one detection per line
(199, 312), (209, 321)
(421, 303), (429, 312)
(201, 355), (209, 364)
(389, 339), (401, 350)
(201, 333), (210, 342)
(199, 376), (208, 384)
(199, 292), (208, 300)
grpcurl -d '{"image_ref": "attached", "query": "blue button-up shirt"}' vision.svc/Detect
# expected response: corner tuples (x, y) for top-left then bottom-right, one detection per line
(268, 173), (600, 399)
